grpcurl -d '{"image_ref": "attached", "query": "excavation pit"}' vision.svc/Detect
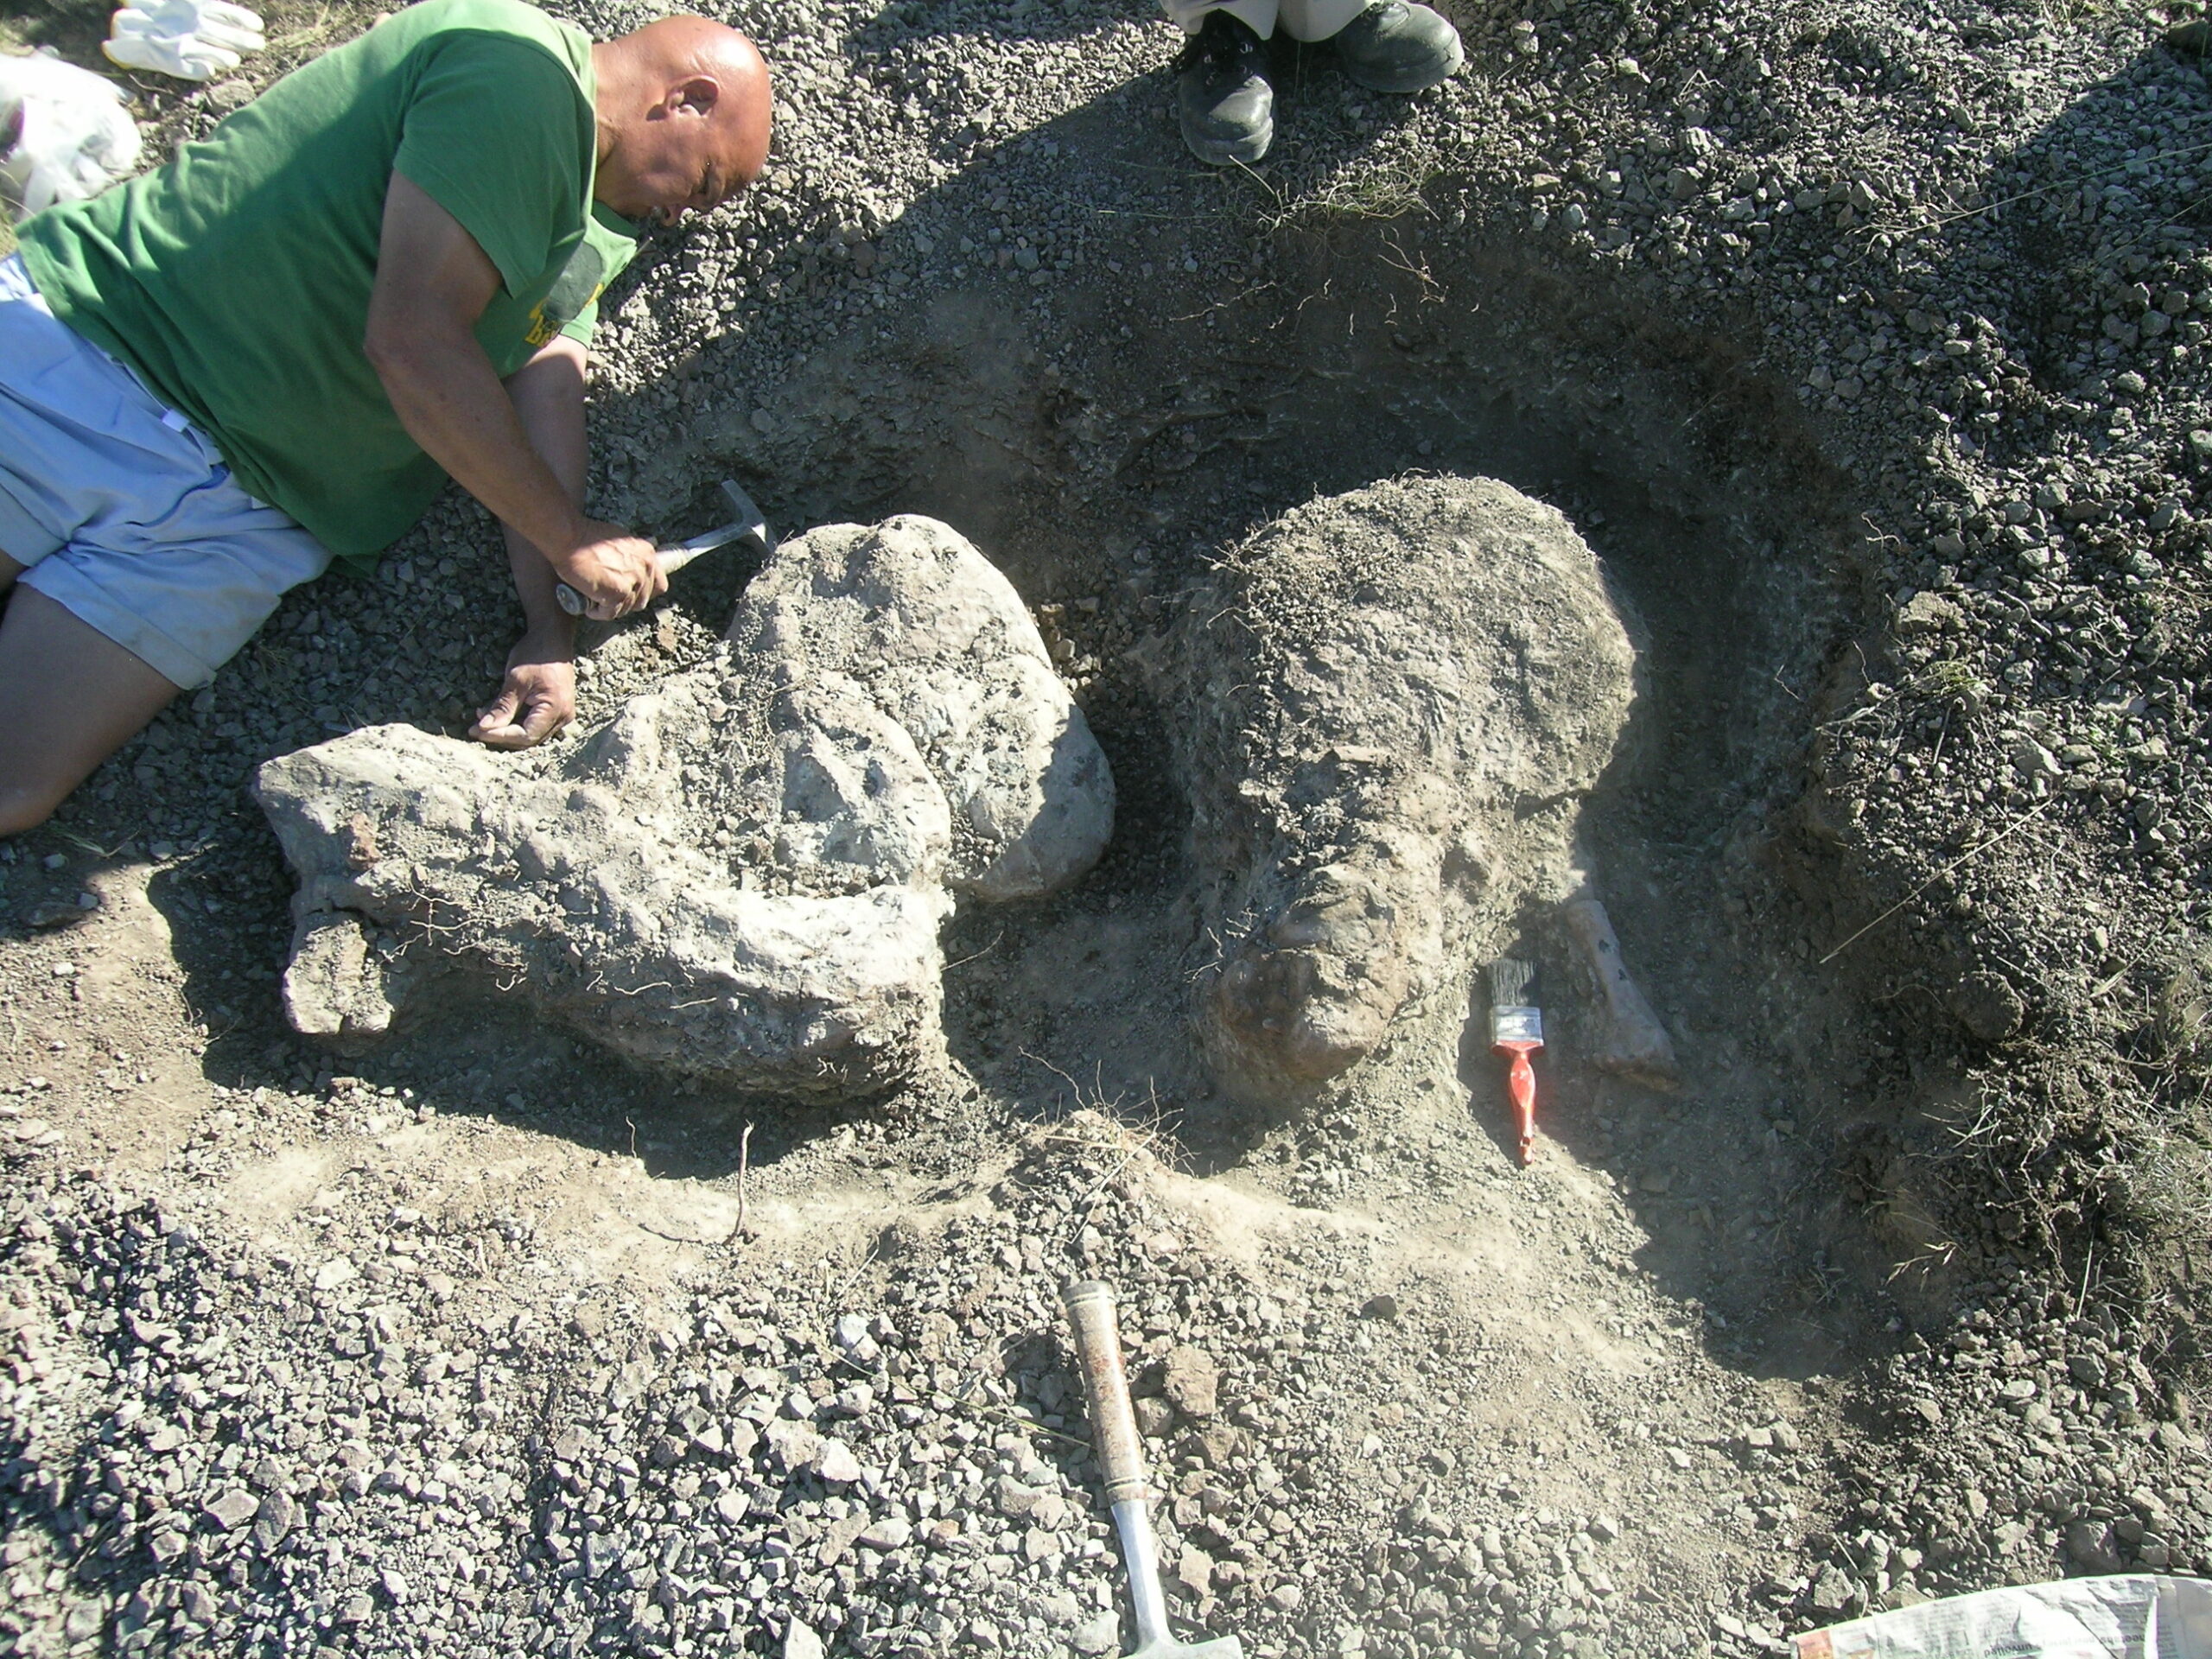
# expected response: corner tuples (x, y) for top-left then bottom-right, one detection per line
(224, 195), (1913, 1255)
(249, 206), (1926, 1452)
(8, 150), (1998, 1659)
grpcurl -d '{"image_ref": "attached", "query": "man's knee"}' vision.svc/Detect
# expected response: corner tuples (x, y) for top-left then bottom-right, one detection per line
(0, 782), (63, 839)
(0, 586), (183, 834)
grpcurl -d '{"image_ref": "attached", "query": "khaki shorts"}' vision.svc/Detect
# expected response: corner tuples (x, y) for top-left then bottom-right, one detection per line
(1162, 0), (1365, 41)
(0, 252), (330, 690)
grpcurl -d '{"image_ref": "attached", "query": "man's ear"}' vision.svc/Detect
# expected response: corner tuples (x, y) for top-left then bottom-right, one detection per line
(666, 73), (720, 118)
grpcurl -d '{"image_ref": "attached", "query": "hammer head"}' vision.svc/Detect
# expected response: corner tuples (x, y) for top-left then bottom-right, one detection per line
(1129, 1637), (1242, 1659)
(717, 479), (776, 558)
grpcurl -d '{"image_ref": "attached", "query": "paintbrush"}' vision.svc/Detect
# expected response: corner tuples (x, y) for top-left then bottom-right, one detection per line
(1488, 957), (1543, 1166)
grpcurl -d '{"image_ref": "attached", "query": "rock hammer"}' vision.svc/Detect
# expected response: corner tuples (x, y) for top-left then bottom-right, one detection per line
(1065, 1281), (1243, 1659)
(553, 479), (775, 618)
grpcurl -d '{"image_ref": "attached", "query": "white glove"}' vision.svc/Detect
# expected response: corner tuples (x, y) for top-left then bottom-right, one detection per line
(0, 50), (143, 218)
(137, 0), (266, 54)
(104, 0), (265, 83)
(105, 28), (242, 81)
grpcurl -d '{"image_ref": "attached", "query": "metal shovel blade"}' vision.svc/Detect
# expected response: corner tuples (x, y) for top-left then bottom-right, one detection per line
(1128, 1637), (1243, 1659)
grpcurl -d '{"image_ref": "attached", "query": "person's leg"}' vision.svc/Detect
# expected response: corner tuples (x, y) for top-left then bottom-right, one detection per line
(3, 486), (331, 836)
(1273, 0), (1363, 41)
(0, 251), (321, 836)
(0, 583), (183, 836)
(1165, 0), (1277, 39)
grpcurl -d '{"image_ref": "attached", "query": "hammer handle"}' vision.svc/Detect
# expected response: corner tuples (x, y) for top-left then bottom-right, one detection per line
(553, 545), (715, 618)
(1064, 1280), (1150, 1505)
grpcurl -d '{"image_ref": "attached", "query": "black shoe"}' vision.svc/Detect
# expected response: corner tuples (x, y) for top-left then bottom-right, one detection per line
(1332, 0), (1462, 92)
(1177, 10), (1274, 165)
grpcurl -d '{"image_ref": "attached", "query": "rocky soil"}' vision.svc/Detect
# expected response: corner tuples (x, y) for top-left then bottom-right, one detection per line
(5, 0), (2212, 1656)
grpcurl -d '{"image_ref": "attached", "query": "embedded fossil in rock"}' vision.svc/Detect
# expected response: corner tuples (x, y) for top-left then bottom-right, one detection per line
(1166, 475), (1639, 1109)
(252, 516), (1114, 1100)
(1560, 894), (1682, 1090)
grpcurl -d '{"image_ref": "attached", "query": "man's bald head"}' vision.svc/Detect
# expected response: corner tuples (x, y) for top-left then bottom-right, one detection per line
(591, 17), (772, 226)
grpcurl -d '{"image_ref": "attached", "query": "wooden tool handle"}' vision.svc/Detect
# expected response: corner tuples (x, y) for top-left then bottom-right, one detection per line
(1063, 1280), (1149, 1505)
(551, 545), (708, 620)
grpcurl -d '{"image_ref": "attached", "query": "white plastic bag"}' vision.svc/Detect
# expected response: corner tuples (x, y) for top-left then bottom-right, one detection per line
(104, 0), (265, 82)
(1796, 1575), (2212, 1659)
(0, 50), (143, 219)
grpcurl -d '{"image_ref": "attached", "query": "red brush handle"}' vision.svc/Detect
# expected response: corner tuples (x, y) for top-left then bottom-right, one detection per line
(1496, 1040), (1539, 1165)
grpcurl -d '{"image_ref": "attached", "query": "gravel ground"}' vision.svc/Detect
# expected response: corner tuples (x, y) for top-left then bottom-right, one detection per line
(0, 1106), (1858, 1659)
(6, 0), (2212, 1656)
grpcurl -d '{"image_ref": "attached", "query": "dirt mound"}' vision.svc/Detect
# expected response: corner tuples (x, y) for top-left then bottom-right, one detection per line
(1167, 476), (1633, 1108)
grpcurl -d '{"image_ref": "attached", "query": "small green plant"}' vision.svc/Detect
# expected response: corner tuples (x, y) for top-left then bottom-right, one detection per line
(1911, 657), (1990, 703)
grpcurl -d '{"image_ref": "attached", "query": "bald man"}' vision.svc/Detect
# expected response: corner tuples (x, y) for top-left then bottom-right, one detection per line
(0, 0), (772, 835)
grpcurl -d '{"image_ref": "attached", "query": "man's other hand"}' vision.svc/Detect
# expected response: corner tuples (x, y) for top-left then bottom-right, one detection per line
(472, 639), (576, 749)
(556, 521), (664, 620)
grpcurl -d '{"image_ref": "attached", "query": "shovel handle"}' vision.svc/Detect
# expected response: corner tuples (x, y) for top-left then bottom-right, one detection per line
(1064, 1280), (1150, 1506)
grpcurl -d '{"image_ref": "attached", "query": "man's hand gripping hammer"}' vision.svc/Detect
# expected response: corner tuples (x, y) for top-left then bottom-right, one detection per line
(554, 479), (774, 618)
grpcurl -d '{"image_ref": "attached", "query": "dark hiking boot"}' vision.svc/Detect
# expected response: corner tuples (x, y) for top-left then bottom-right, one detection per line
(1178, 10), (1274, 165)
(1332, 0), (1463, 92)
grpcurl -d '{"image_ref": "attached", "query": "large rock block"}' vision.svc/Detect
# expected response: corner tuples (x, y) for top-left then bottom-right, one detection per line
(1167, 476), (1636, 1108)
(253, 516), (1113, 1099)
(728, 516), (1115, 901)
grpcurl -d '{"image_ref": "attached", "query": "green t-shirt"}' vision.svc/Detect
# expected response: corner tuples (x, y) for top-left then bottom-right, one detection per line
(19, 0), (639, 573)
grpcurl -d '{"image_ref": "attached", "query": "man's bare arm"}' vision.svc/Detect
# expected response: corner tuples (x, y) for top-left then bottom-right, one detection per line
(474, 335), (589, 749)
(499, 334), (590, 631)
(363, 172), (662, 618)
